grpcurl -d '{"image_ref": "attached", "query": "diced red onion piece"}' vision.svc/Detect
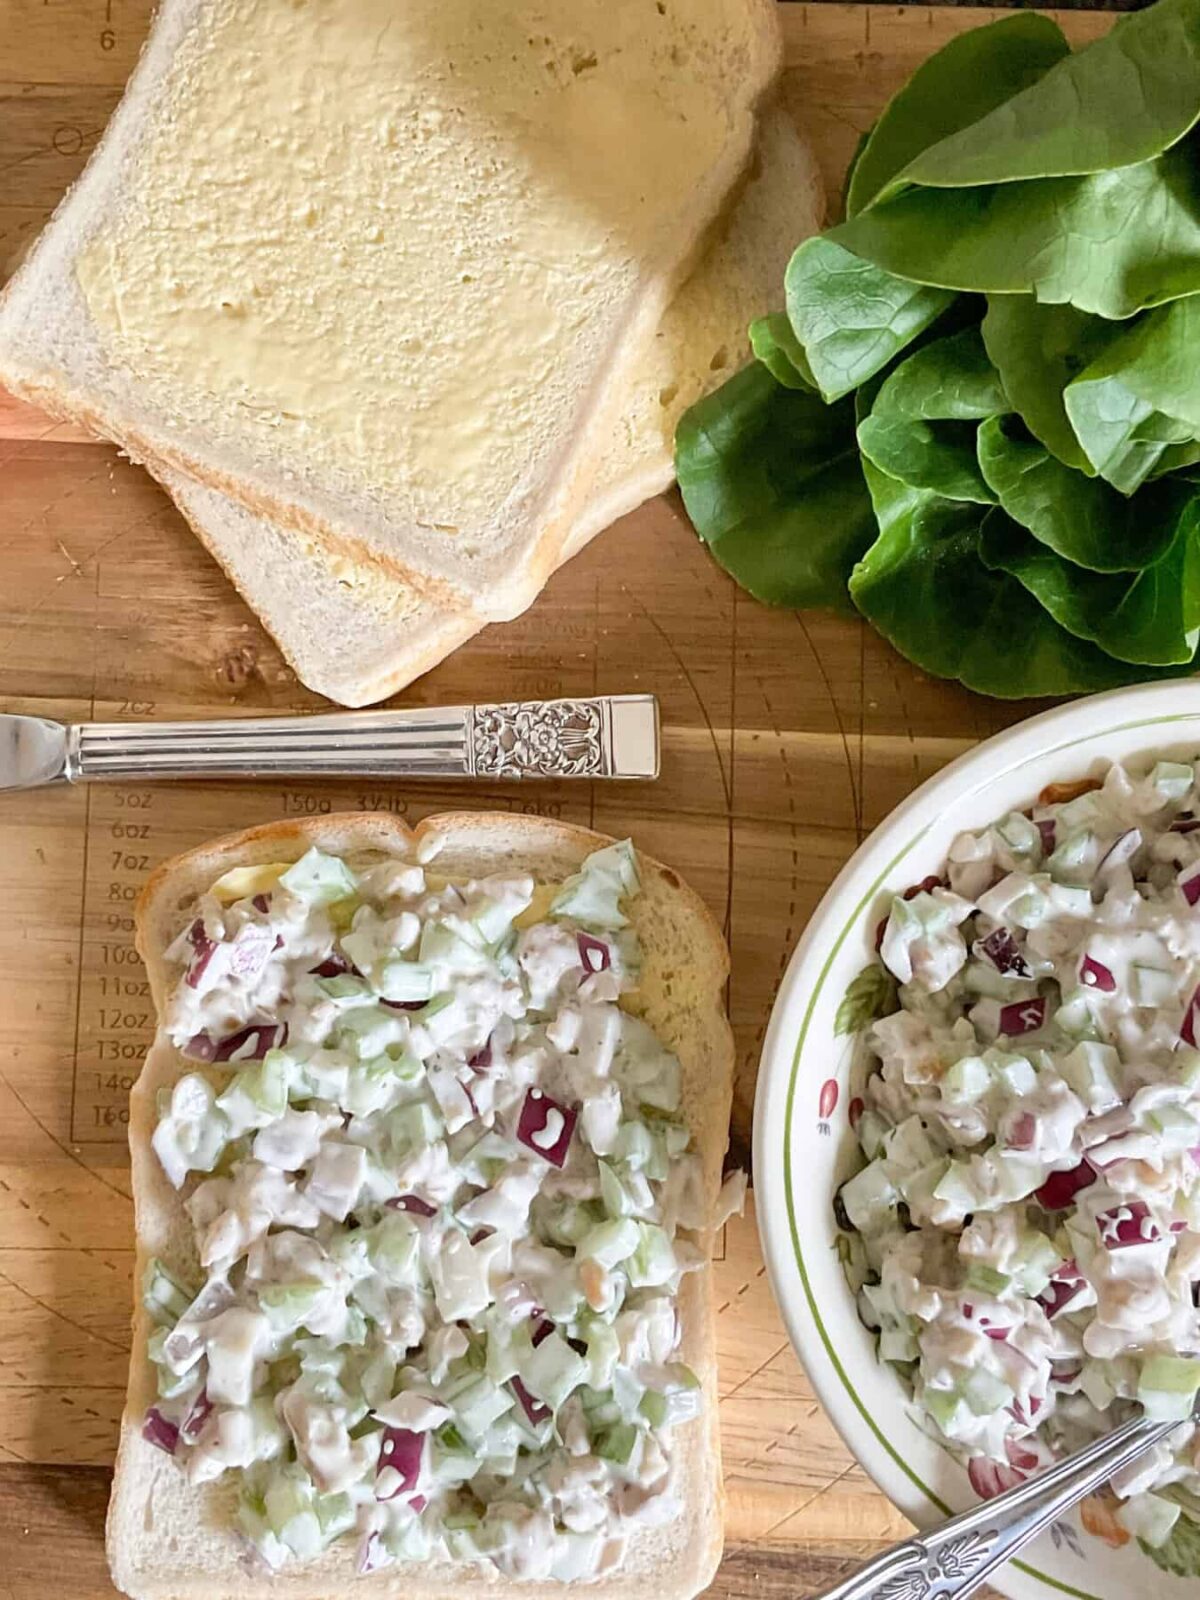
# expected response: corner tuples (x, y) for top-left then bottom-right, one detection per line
(968, 1458), (1024, 1500)
(1006, 1436), (1040, 1472)
(310, 952), (352, 978)
(252, 893), (271, 913)
(1036, 819), (1056, 855)
(1034, 1160), (1096, 1211)
(531, 1318), (554, 1349)
(979, 928), (1029, 978)
(511, 1376), (551, 1426)
(1182, 868), (1200, 907)
(382, 998), (427, 1012)
(1080, 955), (1116, 993)
(185, 920), (219, 990)
(207, 1022), (287, 1063)
(183, 1032), (219, 1062)
(1172, 818), (1200, 835)
(386, 1194), (438, 1218)
(227, 922), (276, 983)
(577, 933), (611, 974)
(181, 1388), (213, 1442)
(998, 997), (1046, 1037)
(983, 1325), (1012, 1342)
(1096, 1200), (1162, 1250)
(567, 1336), (587, 1356)
(516, 1089), (578, 1168)
(468, 1039), (493, 1072)
(1004, 1111), (1038, 1152)
(377, 1428), (424, 1496)
(469, 1228), (493, 1246)
(1037, 1261), (1086, 1320)
(142, 1407), (180, 1455)
(1184, 986), (1200, 1047)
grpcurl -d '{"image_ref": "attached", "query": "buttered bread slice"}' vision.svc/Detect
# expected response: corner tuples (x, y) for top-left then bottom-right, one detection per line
(156, 105), (824, 707)
(0, 0), (780, 621)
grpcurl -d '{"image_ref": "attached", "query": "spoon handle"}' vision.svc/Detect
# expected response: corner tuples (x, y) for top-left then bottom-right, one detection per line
(814, 1410), (1183, 1600)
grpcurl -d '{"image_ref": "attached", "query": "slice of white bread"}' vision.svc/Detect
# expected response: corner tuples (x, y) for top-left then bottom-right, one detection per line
(0, 0), (781, 621)
(111, 814), (734, 1600)
(155, 105), (824, 707)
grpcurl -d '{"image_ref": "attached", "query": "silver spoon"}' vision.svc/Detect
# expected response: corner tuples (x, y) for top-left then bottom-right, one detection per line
(813, 1404), (1194, 1599)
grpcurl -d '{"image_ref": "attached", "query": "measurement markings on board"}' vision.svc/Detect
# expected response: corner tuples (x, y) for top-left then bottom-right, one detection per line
(72, 786), (159, 1147)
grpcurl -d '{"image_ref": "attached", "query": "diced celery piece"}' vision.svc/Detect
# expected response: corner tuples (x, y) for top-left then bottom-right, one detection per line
(1132, 965), (1176, 1008)
(595, 1421), (638, 1465)
(964, 1263), (1010, 1297)
(258, 1281), (327, 1332)
(961, 1368), (1012, 1416)
(143, 1257), (194, 1327)
(576, 1218), (640, 1269)
(627, 1224), (678, 1289)
(279, 849), (358, 907)
(924, 1387), (969, 1436)
(378, 960), (434, 1004)
(932, 1162), (978, 1215)
(995, 1054), (1038, 1096)
(314, 974), (374, 1004)
(996, 812), (1041, 858)
(858, 1110), (890, 1162)
(1059, 1042), (1122, 1111)
(1150, 761), (1195, 804)
(942, 1055), (991, 1104)
(1138, 1355), (1200, 1422)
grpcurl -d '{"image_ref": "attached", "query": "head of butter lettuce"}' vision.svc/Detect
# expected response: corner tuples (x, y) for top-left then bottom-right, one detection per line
(676, 0), (1200, 699)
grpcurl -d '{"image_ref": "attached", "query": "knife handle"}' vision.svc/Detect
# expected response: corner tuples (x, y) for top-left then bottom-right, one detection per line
(66, 696), (659, 783)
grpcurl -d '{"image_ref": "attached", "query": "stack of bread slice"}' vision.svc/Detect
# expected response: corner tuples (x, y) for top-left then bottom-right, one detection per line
(0, 0), (822, 705)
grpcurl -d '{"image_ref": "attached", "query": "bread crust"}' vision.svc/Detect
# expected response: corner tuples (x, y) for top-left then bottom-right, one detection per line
(110, 813), (732, 1600)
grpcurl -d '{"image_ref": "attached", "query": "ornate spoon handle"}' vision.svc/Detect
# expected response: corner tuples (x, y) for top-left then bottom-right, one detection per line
(814, 1410), (1185, 1600)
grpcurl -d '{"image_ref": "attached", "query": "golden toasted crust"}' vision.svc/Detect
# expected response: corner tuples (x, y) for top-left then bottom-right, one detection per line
(110, 813), (732, 1600)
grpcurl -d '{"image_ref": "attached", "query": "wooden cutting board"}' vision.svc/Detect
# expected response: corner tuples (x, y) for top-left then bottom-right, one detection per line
(0, 5), (1111, 1597)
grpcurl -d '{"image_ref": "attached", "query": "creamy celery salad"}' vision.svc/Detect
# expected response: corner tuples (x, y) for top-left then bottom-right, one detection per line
(140, 839), (716, 1579)
(838, 759), (1200, 1552)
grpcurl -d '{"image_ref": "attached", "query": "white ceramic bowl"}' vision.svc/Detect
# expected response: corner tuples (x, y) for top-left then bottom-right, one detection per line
(754, 681), (1200, 1600)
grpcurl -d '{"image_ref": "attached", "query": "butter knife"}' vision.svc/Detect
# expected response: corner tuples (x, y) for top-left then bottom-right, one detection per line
(0, 695), (659, 788)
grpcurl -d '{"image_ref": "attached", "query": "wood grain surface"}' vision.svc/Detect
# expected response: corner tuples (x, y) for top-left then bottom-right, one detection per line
(0, 5), (1112, 1596)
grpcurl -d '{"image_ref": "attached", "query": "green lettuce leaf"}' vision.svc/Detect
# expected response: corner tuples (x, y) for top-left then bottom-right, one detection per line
(980, 505), (1200, 665)
(976, 417), (1180, 570)
(980, 298), (1113, 475)
(675, 362), (876, 609)
(1065, 294), (1200, 492)
(783, 237), (954, 402)
(857, 328), (1004, 503)
(830, 139), (1200, 320)
(847, 13), (1069, 215)
(883, 0), (1200, 194)
(748, 313), (813, 390)
(849, 461), (1162, 696)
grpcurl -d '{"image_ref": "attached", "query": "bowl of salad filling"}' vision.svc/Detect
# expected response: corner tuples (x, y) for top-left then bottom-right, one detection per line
(754, 681), (1200, 1600)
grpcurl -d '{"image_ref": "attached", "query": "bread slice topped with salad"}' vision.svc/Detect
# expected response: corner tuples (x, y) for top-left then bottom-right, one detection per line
(109, 814), (735, 1599)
